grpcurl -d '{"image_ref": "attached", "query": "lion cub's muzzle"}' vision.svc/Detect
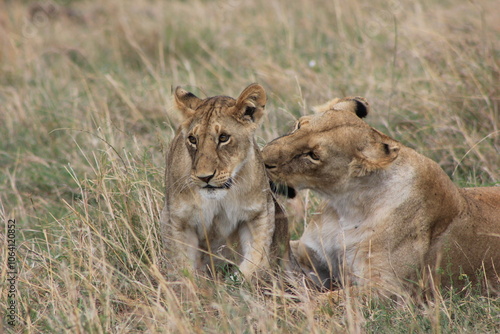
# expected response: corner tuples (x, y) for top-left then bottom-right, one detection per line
(203, 178), (233, 190)
(193, 172), (233, 190)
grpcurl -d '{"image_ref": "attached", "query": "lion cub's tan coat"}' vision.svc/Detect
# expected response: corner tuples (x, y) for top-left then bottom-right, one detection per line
(161, 84), (288, 279)
(262, 97), (500, 297)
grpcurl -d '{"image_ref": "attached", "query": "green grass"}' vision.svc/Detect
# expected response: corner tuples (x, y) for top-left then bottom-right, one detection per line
(1, 0), (499, 332)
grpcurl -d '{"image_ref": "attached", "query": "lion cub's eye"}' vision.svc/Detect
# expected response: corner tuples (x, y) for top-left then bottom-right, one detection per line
(187, 136), (197, 145)
(219, 134), (230, 143)
(308, 151), (320, 161)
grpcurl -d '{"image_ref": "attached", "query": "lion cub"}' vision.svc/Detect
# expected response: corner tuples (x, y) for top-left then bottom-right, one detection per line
(262, 96), (500, 298)
(161, 84), (289, 280)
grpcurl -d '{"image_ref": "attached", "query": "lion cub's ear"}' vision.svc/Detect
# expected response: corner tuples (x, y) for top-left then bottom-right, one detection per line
(350, 131), (400, 177)
(314, 97), (369, 118)
(174, 87), (203, 119)
(233, 83), (267, 123)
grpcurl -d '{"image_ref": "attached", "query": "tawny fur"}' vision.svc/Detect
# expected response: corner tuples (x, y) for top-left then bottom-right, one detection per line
(262, 97), (500, 298)
(160, 84), (289, 280)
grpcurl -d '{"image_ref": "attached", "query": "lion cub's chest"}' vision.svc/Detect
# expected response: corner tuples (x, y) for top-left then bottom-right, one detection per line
(175, 191), (264, 240)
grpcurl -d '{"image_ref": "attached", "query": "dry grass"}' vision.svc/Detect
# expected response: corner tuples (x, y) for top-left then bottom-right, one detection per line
(0, 0), (499, 332)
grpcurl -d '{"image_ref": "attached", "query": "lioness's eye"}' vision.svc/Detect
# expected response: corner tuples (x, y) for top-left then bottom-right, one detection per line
(295, 121), (301, 130)
(219, 134), (230, 143)
(308, 151), (320, 161)
(188, 136), (197, 145)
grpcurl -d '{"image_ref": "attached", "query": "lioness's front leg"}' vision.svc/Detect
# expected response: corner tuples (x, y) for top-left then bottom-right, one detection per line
(238, 208), (275, 279)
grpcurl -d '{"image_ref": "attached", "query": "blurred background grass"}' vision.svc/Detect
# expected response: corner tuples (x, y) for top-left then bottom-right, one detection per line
(0, 0), (499, 332)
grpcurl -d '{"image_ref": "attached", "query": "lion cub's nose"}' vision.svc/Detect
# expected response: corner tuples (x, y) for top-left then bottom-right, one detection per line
(197, 172), (215, 184)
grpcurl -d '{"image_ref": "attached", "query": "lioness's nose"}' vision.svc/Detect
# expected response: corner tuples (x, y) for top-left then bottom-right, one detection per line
(197, 172), (215, 184)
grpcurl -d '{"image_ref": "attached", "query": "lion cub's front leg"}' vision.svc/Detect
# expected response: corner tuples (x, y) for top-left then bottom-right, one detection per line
(161, 204), (200, 273)
(237, 204), (275, 279)
(169, 219), (201, 274)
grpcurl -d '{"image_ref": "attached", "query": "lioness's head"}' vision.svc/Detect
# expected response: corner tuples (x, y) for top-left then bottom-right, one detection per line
(262, 97), (400, 196)
(174, 83), (267, 198)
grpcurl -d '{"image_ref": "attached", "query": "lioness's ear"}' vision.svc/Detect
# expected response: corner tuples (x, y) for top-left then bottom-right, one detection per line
(233, 83), (267, 123)
(332, 97), (369, 118)
(350, 132), (400, 177)
(174, 87), (202, 119)
(312, 98), (340, 113)
(314, 96), (369, 118)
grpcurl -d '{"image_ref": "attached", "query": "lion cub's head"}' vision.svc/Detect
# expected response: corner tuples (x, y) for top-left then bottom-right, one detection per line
(262, 97), (400, 196)
(174, 83), (267, 199)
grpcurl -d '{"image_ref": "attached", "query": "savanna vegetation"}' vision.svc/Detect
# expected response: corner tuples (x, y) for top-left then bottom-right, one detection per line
(0, 0), (499, 332)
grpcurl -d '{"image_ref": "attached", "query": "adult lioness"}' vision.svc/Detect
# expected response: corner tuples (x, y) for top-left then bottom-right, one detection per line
(262, 97), (500, 297)
(161, 84), (289, 280)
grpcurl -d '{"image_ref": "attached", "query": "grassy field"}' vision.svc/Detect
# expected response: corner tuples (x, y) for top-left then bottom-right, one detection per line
(1, 0), (499, 332)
